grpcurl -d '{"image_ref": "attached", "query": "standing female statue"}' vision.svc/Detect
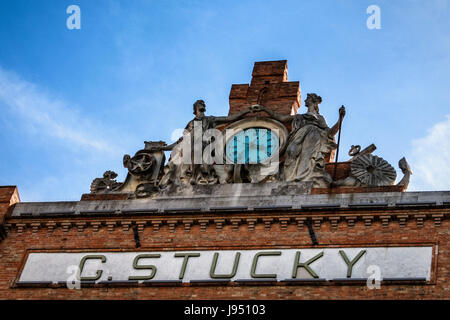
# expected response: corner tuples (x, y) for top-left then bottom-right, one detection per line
(261, 93), (345, 187)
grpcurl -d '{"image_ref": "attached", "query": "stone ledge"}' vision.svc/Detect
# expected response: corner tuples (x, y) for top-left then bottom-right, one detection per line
(5, 211), (448, 234)
(14, 277), (430, 289)
(12, 188), (450, 219)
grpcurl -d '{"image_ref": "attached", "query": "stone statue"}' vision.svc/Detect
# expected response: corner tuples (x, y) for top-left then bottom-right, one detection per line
(90, 171), (122, 193)
(88, 93), (412, 197)
(121, 141), (175, 198)
(160, 100), (255, 188)
(396, 157), (412, 189)
(332, 144), (412, 189)
(261, 93), (345, 187)
(350, 154), (397, 186)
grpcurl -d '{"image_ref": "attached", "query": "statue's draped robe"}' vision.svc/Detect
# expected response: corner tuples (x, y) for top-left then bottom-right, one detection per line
(283, 112), (336, 187)
(160, 116), (218, 187)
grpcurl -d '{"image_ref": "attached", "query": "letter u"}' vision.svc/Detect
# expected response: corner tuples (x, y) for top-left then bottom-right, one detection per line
(209, 252), (241, 279)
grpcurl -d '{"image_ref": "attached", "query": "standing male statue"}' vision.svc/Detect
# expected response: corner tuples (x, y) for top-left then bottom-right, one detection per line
(160, 100), (256, 187)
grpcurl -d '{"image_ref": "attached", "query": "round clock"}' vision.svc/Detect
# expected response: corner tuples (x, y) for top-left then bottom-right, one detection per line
(225, 127), (279, 164)
(223, 117), (289, 165)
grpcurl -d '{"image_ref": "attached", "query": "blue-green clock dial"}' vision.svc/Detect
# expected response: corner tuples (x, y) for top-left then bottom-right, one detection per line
(225, 128), (279, 164)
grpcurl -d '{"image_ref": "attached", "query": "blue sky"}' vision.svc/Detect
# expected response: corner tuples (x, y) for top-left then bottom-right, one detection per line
(0, 0), (449, 201)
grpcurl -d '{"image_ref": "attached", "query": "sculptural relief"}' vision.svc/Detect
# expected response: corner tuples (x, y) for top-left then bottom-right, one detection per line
(351, 154), (397, 187)
(90, 171), (122, 194)
(88, 93), (411, 197)
(332, 144), (412, 188)
(115, 141), (173, 197)
(159, 100), (255, 189)
(260, 93), (345, 187)
(397, 157), (413, 189)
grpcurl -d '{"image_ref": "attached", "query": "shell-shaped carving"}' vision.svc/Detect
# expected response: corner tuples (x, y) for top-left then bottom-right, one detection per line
(351, 154), (397, 187)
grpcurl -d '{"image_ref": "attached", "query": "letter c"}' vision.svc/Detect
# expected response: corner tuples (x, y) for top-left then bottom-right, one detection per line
(251, 251), (281, 278)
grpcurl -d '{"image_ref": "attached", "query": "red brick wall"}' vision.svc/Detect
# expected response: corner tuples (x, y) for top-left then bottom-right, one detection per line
(0, 194), (448, 299)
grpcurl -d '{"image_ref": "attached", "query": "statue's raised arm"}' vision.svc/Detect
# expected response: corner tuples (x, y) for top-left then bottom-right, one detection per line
(159, 139), (181, 151)
(213, 105), (255, 124)
(256, 104), (294, 123)
(329, 105), (346, 138)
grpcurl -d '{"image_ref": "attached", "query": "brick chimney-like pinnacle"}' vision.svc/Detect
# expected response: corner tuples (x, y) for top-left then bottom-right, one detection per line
(228, 60), (301, 116)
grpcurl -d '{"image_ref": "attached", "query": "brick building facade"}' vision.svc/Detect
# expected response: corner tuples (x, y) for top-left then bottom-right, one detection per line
(0, 61), (448, 300)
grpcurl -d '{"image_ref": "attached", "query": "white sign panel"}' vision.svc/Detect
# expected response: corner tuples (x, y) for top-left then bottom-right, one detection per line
(18, 247), (433, 283)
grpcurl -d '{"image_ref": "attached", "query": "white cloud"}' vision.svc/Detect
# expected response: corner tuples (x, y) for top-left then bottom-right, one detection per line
(170, 128), (185, 142)
(0, 67), (132, 201)
(0, 67), (122, 155)
(408, 115), (450, 191)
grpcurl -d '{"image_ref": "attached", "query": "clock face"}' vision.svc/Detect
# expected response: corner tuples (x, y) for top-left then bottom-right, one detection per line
(225, 127), (279, 164)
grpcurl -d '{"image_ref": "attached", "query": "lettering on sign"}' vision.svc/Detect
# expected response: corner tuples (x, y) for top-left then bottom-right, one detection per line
(18, 247), (433, 284)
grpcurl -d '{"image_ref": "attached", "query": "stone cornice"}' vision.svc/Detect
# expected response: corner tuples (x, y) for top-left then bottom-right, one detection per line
(4, 209), (448, 234)
(9, 189), (450, 218)
(6, 189), (450, 234)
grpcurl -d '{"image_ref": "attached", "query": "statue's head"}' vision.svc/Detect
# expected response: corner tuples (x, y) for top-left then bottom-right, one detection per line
(193, 99), (206, 116)
(305, 93), (322, 113)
